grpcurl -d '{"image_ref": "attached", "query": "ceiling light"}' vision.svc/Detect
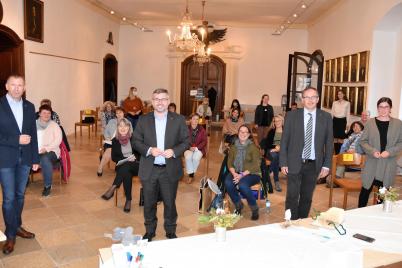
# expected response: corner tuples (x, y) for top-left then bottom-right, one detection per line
(122, 17), (126, 21)
(273, 0), (313, 35)
(293, 13), (298, 18)
(301, 4), (307, 9)
(110, 10), (115, 15)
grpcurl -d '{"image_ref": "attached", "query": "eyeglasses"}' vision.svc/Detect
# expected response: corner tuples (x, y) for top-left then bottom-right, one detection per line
(302, 96), (319, 100)
(153, 98), (169, 102)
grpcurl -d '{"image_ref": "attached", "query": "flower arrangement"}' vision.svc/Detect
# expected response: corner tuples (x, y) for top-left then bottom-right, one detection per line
(376, 187), (399, 202)
(198, 208), (241, 228)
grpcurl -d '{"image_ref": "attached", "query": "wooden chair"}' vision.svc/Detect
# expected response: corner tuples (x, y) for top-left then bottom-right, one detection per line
(328, 153), (377, 209)
(114, 176), (139, 207)
(30, 159), (63, 185)
(74, 109), (98, 138)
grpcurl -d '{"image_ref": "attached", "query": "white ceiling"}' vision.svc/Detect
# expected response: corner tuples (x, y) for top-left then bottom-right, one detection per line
(90, 0), (341, 27)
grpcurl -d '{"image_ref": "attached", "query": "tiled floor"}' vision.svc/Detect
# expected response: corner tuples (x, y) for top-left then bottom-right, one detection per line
(0, 127), (400, 267)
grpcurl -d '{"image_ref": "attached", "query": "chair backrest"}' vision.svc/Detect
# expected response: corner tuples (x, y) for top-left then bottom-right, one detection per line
(331, 153), (365, 179)
(80, 109), (97, 121)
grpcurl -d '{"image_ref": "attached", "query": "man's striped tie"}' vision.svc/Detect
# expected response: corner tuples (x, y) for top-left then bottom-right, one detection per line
(303, 113), (313, 159)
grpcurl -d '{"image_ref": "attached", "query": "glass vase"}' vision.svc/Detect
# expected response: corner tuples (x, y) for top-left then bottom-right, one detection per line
(215, 226), (226, 242)
(383, 200), (393, 213)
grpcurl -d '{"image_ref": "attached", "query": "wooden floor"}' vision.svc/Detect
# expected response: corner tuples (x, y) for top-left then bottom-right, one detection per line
(0, 127), (400, 267)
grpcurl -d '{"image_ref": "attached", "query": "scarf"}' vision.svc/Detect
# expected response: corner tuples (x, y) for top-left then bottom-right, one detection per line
(191, 126), (199, 145)
(36, 119), (51, 130)
(104, 111), (115, 125)
(231, 116), (238, 123)
(116, 130), (132, 145)
(233, 138), (252, 172)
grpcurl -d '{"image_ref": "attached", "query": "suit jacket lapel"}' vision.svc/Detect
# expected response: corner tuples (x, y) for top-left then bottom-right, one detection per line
(22, 100), (29, 134)
(1, 97), (22, 134)
(298, 109), (305, 144)
(149, 113), (157, 147)
(315, 110), (322, 150)
(164, 112), (174, 147)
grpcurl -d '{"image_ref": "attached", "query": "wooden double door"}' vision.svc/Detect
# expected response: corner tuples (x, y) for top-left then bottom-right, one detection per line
(180, 55), (226, 117)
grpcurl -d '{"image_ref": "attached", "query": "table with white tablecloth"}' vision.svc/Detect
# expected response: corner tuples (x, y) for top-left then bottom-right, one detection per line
(99, 201), (402, 268)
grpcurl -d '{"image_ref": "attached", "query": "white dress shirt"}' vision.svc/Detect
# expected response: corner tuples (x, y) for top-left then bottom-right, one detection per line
(331, 100), (351, 125)
(6, 93), (23, 132)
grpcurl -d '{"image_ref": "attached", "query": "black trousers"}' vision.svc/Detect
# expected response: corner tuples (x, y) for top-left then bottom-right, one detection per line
(358, 179), (383, 208)
(112, 161), (139, 200)
(285, 161), (319, 220)
(142, 166), (179, 234)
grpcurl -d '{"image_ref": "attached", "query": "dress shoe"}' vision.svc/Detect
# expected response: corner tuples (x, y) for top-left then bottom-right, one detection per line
(166, 233), (177, 239)
(101, 185), (116, 200)
(275, 181), (282, 192)
(97, 171), (103, 177)
(123, 200), (131, 213)
(2, 239), (15, 255)
(250, 206), (259, 221)
(143, 232), (155, 242)
(17, 227), (35, 239)
(234, 202), (244, 215)
(316, 177), (327, 185)
(42, 186), (52, 197)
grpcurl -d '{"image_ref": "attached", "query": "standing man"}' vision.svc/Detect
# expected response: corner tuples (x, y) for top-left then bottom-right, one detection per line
(0, 75), (39, 254)
(133, 88), (189, 241)
(279, 87), (333, 220)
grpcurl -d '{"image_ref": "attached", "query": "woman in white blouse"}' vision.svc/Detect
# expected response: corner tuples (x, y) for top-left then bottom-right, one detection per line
(331, 89), (350, 154)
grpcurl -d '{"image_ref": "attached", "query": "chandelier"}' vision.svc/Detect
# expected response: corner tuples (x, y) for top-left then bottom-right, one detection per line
(166, 0), (200, 50)
(192, 1), (212, 66)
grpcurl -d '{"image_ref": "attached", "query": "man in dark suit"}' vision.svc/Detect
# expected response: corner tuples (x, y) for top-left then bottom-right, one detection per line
(133, 88), (189, 241)
(280, 87), (333, 220)
(0, 75), (39, 254)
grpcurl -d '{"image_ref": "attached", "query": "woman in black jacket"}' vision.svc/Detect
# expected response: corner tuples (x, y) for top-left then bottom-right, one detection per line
(101, 118), (140, 213)
(254, 94), (274, 143)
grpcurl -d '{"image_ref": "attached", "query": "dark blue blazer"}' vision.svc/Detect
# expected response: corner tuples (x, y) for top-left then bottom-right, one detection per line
(0, 95), (39, 168)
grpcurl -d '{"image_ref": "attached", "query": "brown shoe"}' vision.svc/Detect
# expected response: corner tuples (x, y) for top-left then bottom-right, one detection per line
(2, 239), (15, 255)
(16, 227), (35, 239)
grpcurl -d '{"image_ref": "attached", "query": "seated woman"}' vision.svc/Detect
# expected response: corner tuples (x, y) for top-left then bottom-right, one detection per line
(260, 115), (284, 192)
(101, 118), (140, 213)
(168, 102), (176, 113)
(37, 99), (61, 125)
(100, 101), (116, 130)
(196, 98), (212, 119)
(184, 114), (207, 183)
(336, 121), (364, 178)
(97, 107), (131, 176)
(222, 108), (244, 144)
(36, 105), (63, 196)
(225, 125), (261, 220)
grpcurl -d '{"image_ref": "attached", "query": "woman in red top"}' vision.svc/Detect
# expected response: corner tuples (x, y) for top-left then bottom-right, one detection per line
(184, 113), (207, 183)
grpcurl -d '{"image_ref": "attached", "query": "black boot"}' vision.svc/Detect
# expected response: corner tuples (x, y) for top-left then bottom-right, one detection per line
(251, 205), (259, 221)
(123, 200), (131, 213)
(101, 185), (116, 200)
(234, 202), (243, 215)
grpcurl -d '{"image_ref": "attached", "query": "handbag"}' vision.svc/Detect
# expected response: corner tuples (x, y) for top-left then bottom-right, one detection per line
(198, 176), (213, 214)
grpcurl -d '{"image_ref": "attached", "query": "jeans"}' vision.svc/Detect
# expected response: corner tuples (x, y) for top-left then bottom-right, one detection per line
(184, 150), (203, 174)
(0, 161), (31, 239)
(224, 173), (261, 207)
(269, 151), (280, 182)
(39, 152), (58, 187)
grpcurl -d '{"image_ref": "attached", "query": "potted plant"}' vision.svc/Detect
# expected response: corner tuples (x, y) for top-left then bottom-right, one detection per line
(376, 187), (399, 212)
(198, 208), (241, 242)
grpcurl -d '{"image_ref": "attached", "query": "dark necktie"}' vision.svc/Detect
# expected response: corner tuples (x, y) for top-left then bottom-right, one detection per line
(303, 113), (313, 159)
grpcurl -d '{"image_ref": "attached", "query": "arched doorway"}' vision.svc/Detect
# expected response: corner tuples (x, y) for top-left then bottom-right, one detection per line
(103, 54), (118, 103)
(0, 25), (24, 97)
(180, 55), (226, 117)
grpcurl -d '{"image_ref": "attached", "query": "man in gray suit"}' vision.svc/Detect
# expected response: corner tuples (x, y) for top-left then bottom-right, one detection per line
(133, 88), (189, 241)
(280, 87), (333, 220)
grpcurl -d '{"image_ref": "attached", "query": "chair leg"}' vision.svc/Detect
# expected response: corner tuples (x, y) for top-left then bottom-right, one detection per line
(88, 125), (90, 138)
(75, 125), (77, 138)
(80, 126), (82, 136)
(343, 190), (348, 209)
(114, 188), (118, 207)
(372, 186), (378, 205)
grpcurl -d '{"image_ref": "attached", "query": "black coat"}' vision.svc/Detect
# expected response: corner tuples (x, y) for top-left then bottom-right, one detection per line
(254, 104), (274, 126)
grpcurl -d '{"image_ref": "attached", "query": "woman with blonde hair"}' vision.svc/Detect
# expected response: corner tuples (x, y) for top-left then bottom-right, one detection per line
(100, 101), (116, 130)
(260, 115), (284, 192)
(101, 118), (140, 212)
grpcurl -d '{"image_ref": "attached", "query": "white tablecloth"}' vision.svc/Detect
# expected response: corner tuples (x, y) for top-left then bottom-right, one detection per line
(99, 201), (402, 268)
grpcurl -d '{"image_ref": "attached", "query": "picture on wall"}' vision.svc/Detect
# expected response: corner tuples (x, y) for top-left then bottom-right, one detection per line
(323, 86), (329, 108)
(350, 54), (358, 82)
(356, 86), (366, 115)
(24, 0), (44, 43)
(359, 51), (369, 82)
(336, 57), (342, 82)
(342, 55), (350, 82)
(330, 59), (336, 83)
(328, 86), (335, 108)
(348, 86), (356, 115)
(325, 60), (330, 82)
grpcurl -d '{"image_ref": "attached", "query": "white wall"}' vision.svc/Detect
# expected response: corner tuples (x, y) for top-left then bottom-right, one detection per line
(395, 25), (402, 119)
(1, 0), (120, 134)
(118, 26), (308, 107)
(308, 0), (402, 117)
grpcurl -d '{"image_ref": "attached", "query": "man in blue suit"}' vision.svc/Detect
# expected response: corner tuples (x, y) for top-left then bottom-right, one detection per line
(0, 75), (39, 254)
